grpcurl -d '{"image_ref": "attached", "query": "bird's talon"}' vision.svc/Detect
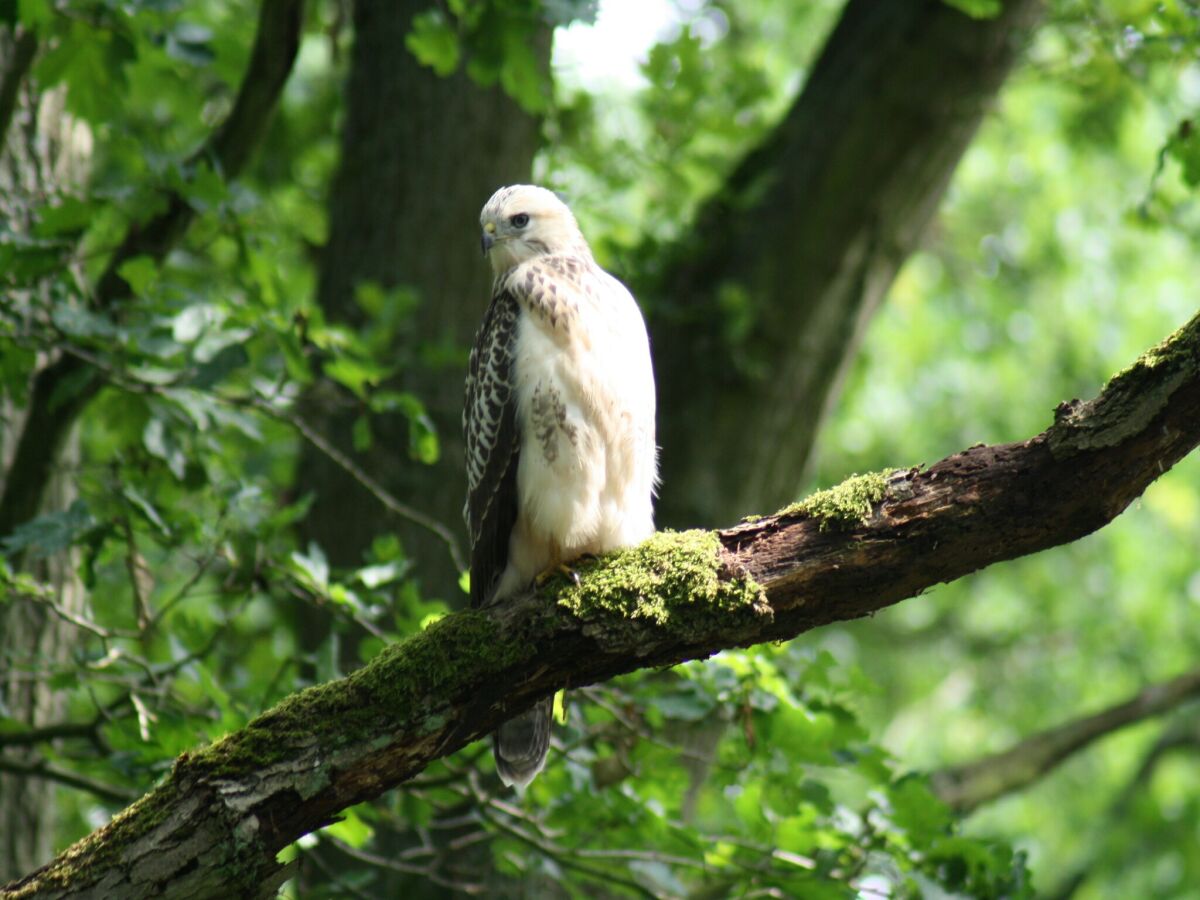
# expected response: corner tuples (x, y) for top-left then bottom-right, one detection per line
(535, 563), (580, 587)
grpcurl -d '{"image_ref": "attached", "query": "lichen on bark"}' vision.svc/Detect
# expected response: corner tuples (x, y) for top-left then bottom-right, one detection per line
(1050, 313), (1199, 455)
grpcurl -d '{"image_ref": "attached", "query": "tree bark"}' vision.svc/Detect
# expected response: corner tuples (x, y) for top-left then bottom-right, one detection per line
(5, 308), (1197, 900)
(651, 0), (1043, 527)
(296, 0), (547, 597)
(0, 54), (91, 883)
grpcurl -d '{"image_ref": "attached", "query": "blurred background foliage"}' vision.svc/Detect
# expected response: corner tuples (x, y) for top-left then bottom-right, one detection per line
(0, 0), (1198, 897)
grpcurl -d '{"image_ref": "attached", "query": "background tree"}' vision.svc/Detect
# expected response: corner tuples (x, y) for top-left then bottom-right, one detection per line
(2, 0), (1199, 896)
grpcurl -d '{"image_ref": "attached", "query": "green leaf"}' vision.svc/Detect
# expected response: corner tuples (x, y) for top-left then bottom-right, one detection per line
(352, 415), (372, 452)
(16, 0), (52, 27)
(123, 485), (170, 536)
(52, 304), (117, 339)
(941, 0), (1002, 18)
(1167, 120), (1200, 187)
(143, 418), (188, 479)
(354, 560), (410, 589)
(322, 805), (375, 848)
(2, 500), (98, 558)
(119, 256), (159, 296)
(35, 197), (97, 237)
(406, 11), (460, 77)
(649, 685), (716, 722)
(188, 344), (249, 390)
(290, 543), (330, 591)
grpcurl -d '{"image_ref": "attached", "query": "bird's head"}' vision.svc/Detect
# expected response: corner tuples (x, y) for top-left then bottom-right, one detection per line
(479, 185), (589, 275)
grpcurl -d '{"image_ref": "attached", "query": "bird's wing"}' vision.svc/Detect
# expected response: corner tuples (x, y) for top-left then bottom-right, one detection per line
(463, 287), (521, 608)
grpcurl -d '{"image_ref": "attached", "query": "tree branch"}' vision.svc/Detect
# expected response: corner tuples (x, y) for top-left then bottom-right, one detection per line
(0, 757), (136, 806)
(0, 719), (102, 751)
(4, 310), (1198, 899)
(0, 26), (37, 155)
(930, 664), (1200, 814)
(0, 0), (305, 540)
(1045, 719), (1200, 900)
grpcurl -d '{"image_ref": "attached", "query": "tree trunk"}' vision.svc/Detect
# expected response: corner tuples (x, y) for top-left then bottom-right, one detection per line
(296, 0), (548, 600)
(651, 0), (1043, 527)
(4, 309), (1198, 900)
(0, 71), (91, 881)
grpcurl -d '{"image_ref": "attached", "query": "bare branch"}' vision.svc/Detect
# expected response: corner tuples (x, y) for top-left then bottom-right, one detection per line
(0, 757), (136, 805)
(0, 720), (102, 750)
(930, 665), (1200, 813)
(3, 311), (1199, 899)
(253, 397), (467, 573)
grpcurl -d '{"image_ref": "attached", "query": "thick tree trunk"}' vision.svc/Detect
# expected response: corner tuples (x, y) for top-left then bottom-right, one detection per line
(5, 310), (1197, 900)
(652, 0), (1043, 527)
(296, 0), (547, 597)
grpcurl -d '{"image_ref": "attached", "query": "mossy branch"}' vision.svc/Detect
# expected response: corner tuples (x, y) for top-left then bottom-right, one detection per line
(4, 310), (1199, 899)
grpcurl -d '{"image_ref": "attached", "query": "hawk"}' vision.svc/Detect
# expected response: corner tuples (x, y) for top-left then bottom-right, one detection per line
(464, 185), (658, 788)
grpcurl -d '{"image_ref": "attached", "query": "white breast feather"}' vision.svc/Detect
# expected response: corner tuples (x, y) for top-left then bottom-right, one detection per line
(493, 261), (657, 597)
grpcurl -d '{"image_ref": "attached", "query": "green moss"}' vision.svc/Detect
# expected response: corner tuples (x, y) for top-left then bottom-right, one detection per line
(184, 610), (536, 780)
(554, 530), (767, 647)
(780, 470), (893, 530)
(1112, 315), (1197, 378)
(5, 781), (186, 897)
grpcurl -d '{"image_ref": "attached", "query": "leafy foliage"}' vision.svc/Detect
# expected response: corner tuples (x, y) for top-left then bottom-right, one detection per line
(0, 0), (1198, 898)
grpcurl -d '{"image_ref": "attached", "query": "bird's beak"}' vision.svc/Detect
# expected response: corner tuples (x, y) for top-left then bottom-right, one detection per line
(481, 231), (494, 256)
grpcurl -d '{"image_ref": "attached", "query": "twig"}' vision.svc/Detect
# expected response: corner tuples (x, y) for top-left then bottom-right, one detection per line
(255, 397), (467, 573)
(0, 755), (137, 804)
(321, 835), (487, 895)
(0, 718), (103, 750)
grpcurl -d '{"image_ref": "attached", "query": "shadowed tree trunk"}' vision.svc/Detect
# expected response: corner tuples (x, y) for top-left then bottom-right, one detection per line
(651, 0), (1043, 527)
(295, 0), (549, 600)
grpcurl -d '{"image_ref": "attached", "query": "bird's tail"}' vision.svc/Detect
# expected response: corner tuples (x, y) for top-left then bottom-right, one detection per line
(494, 697), (552, 790)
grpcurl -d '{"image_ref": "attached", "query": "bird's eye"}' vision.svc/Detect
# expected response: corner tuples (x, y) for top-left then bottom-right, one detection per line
(509, 213), (530, 228)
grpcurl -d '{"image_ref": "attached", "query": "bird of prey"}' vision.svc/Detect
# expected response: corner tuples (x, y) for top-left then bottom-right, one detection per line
(464, 185), (658, 788)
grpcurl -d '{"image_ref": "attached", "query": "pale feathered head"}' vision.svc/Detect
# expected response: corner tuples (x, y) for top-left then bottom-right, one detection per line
(479, 185), (591, 275)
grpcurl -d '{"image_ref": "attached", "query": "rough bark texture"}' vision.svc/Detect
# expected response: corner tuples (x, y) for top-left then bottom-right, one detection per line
(4, 309), (1197, 900)
(296, 0), (547, 597)
(651, 0), (1043, 527)
(0, 60), (91, 883)
(931, 666), (1200, 814)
